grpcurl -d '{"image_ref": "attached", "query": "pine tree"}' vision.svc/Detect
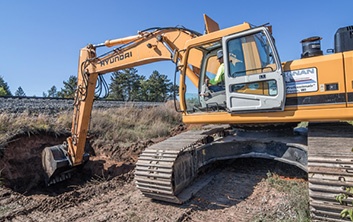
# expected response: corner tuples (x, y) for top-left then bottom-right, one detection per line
(0, 87), (6, 96)
(145, 70), (173, 102)
(58, 75), (77, 98)
(109, 71), (125, 100)
(109, 68), (145, 101)
(44, 85), (58, 97)
(14, 86), (26, 97)
(0, 76), (12, 96)
(108, 69), (175, 102)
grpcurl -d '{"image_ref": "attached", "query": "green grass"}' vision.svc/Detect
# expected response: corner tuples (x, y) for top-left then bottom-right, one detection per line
(253, 172), (310, 222)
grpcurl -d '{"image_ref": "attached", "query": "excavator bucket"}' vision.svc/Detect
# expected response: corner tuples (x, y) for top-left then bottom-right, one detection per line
(42, 144), (74, 186)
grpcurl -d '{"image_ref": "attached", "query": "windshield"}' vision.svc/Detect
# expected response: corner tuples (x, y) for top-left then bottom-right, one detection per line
(226, 30), (277, 77)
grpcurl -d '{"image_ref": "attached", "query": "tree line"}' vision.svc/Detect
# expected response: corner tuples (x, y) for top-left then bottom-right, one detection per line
(0, 68), (176, 102)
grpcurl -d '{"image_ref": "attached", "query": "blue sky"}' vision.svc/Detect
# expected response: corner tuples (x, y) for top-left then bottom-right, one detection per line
(0, 0), (352, 96)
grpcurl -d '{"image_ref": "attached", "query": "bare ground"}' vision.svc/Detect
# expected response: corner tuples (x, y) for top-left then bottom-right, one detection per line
(0, 132), (308, 222)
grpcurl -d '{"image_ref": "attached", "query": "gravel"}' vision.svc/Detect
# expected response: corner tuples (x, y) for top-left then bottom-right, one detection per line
(0, 97), (162, 114)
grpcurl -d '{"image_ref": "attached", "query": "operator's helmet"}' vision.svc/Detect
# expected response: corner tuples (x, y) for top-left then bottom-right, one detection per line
(217, 50), (223, 59)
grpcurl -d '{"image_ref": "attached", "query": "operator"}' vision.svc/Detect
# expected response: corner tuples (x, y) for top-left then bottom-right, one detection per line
(206, 50), (225, 92)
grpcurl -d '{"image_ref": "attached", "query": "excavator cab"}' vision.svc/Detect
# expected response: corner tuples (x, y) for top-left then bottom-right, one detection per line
(184, 26), (285, 113)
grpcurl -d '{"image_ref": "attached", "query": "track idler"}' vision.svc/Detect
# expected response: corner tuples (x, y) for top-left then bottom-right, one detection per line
(42, 144), (75, 186)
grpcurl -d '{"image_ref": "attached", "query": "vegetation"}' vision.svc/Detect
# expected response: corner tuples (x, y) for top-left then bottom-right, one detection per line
(0, 87), (6, 96)
(90, 102), (181, 148)
(43, 85), (58, 97)
(109, 68), (145, 101)
(0, 111), (70, 145)
(42, 75), (77, 98)
(57, 75), (77, 98)
(0, 76), (11, 96)
(253, 172), (310, 222)
(38, 69), (175, 101)
(336, 187), (353, 221)
(0, 102), (181, 147)
(109, 69), (175, 102)
(139, 70), (175, 102)
(0, 68), (174, 101)
(336, 122), (353, 221)
(14, 86), (26, 97)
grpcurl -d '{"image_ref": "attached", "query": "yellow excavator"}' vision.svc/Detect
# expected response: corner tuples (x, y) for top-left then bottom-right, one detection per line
(42, 14), (353, 221)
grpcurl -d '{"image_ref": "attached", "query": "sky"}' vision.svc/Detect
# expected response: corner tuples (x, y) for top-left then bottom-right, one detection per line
(0, 0), (352, 96)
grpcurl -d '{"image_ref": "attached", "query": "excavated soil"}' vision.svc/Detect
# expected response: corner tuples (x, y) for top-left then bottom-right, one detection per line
(0, 132), (307, 222)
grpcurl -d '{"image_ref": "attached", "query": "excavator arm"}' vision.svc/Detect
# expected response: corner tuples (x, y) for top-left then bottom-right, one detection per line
(42, 26), (202, 184)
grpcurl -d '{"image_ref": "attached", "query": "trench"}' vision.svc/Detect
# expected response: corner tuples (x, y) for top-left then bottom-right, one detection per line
(0, 134), (135, 195)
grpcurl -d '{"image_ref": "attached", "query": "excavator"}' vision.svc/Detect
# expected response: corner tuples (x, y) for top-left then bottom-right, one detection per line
(42, 14), (353, 221)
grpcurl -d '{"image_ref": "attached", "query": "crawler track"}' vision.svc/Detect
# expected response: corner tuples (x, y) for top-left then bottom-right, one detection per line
(136, 122), (353, 221)
(308, 122), (353, 221)
(135, 125), (227, 203)
(135, 124), (308, 204)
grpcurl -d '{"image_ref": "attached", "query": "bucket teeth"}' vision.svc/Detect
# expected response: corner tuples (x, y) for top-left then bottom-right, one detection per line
(47, 172), (73, 186)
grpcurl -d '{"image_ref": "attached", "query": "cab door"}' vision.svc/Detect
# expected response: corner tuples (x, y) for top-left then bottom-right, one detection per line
(222, 26), (285, 112)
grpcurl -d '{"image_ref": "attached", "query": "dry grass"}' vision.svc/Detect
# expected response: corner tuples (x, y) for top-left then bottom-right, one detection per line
(0, 111), (71, 145)
(0, 103), (182, 148)
(90, 103), (182, 147)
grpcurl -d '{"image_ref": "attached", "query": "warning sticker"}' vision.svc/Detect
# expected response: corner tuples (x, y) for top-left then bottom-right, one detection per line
(284, 68), (318, 94)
